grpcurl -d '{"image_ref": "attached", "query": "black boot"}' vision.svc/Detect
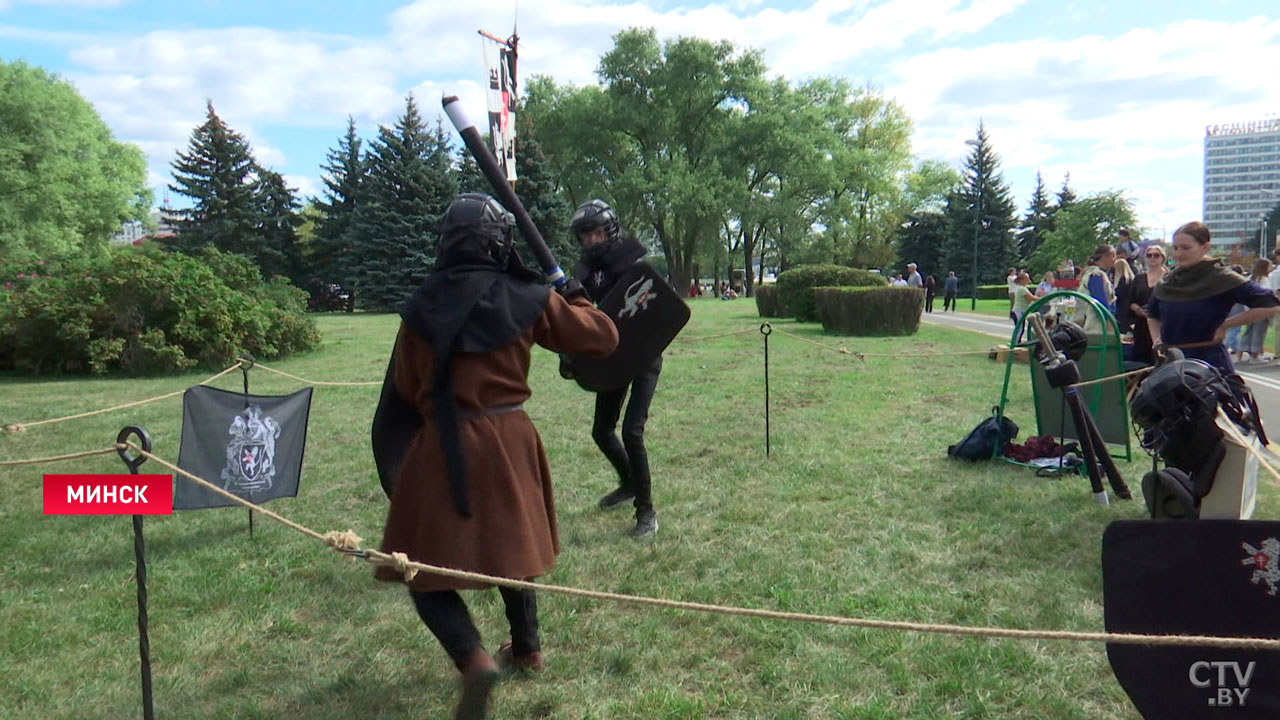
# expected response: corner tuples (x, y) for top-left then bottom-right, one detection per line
(598, 486), (635, 511)
(630, 508), (658, 538)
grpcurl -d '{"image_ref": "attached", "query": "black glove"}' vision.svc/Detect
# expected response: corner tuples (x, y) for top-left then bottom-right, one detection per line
(558, 354), (576, 380)
(557, 278), (590, 303)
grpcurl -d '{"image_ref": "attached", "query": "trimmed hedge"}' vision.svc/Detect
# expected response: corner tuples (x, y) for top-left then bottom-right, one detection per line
(0, 247), (321, 374)
(814, 286), (924, 336)
(978, 284), (1011, 300)
(775, 265), (886, 321)
(754, 284), (782, 317)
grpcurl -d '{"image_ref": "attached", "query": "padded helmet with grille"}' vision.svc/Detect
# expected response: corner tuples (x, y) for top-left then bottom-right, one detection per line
(570, 199), (620, 248)
(437, 193), (516, 268)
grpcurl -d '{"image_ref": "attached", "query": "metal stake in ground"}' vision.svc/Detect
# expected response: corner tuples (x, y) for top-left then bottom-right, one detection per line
(761, 323), (772, 456)
(116, 425), (155, 720)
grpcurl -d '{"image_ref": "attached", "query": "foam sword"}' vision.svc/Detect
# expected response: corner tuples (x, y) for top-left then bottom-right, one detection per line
(441, 95), (567, 288)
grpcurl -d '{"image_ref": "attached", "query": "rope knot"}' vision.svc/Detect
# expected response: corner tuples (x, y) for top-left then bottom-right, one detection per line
(3, 423), (25, 434)
(323, 529), (364, 552)
(389, 551), (419, 582)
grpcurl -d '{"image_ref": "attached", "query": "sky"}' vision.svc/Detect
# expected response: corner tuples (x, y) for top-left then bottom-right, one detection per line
(3, 0), (1278, 240)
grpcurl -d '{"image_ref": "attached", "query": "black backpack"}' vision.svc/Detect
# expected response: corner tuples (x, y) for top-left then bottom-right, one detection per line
(948, 407), (1018, 461)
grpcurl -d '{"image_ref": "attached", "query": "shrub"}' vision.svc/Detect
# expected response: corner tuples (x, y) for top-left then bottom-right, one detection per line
(754, 285), (782, 317)
(978, 284), (1011, 300)
(0, 248), (321, 375)
(775, 265), (886, 322)
(814, 286), (924, 336)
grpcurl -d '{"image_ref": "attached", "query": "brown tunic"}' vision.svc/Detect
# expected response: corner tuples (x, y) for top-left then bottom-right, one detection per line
(375, 292), (618, 591)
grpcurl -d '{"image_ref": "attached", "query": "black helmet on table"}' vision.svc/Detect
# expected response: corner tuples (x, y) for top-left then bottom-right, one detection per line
(437, 193), (516, 268)
(570, 199), (620, 254)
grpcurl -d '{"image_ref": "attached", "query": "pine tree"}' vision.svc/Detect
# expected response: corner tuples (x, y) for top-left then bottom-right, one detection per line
(347, 96), (459, 311)
(167, 101), (262, 256)
(1016, 170), (1052, 263)
(941, 123), (1018, 296)
(456, 146), (488, 197)
(512, 128), (575, 270)
(312, 116), (365, 287)
(894, 210), (947, 279)
(254, 169), (302, 282)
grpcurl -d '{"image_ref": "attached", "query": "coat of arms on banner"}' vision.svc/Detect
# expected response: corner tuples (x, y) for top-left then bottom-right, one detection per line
(1242, 538), (1280, 596)
(221, 405), (281, 493)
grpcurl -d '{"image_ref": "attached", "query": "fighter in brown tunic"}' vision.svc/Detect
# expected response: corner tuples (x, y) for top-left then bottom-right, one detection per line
(371, 194), (617, 719)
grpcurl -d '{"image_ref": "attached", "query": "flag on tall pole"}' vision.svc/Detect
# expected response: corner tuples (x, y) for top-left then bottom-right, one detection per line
(480, 30), (518, 184)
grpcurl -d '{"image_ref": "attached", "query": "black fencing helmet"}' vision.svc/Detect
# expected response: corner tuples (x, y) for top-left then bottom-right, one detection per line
(437, 193), (516, 268)
(1033, 320), (1088, 363)
(1130, 358), (1233, 458)
(570, 199), (620, 256)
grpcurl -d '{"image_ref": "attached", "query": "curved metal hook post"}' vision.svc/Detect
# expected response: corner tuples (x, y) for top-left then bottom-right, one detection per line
(116, 426), (152, 474)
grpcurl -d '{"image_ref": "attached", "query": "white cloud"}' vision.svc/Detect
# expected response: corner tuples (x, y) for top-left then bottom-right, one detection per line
(887, 16), (1280, 232)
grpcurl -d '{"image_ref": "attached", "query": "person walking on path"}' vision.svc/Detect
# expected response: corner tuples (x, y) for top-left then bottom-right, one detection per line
(943, 271), (959, 312)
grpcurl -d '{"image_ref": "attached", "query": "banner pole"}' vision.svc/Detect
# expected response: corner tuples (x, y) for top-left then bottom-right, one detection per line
(239, 354), (255, 537)
(117, 426), (155, 720)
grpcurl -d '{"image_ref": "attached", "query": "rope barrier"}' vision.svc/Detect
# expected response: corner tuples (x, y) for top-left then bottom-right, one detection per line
(0, 444), (125, 467)
(1069, 366), (1152, 390)
(124, 441), (1280, 651)
(250, 361), (382, 387)
(676, 327), (759, 343)
(3, 364), (241, 434)
(1215, 407), (1280, 490)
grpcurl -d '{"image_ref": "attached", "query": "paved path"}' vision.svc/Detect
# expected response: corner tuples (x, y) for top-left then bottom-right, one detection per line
(922, 310), (1280, 443)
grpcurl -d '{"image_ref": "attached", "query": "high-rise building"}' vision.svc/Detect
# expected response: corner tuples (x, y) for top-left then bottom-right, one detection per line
(1203, 117), (1280, 252)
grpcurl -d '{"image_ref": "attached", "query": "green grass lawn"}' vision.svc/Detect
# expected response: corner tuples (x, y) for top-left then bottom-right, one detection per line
(3, 299), (1237, 719)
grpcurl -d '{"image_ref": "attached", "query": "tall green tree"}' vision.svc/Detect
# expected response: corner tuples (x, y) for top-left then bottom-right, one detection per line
(311, 116), (365, 286)
(0, 60), (151, 264)
(526, 29), (766, 290)
(942, 123), (1017, 295)
(804, 79), (913, 268)
(1016, 170), (1052, 262)
(347, 96), (457, 311)
(253, 168), (302, 281)
(167, 101), (263, 258)
(895, 211), (948, 279)
(512, 123), (575, 269)
(1045, 172), (1078, 235)
(1028, 191), (1138, 273)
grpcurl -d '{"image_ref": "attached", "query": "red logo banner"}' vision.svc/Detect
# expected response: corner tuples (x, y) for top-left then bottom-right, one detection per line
(43, 474), (173, 515)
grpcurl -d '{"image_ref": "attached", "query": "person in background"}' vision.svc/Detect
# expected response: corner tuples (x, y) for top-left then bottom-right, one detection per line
(905, 262), (923, 288)
(943, 271), (959, 311)
(1080, 245), (1117, 313)
(924, 274), (937, 313)
(1036, 271), (1056, 298)
(1116, 228), (1140, 268)
(1122, 243), (1168, 364)
(1146, 221), (1280, 374)
(1011, 271), (1036, 322)
(1237, 258), (1275, 364)
(1111, 251), (1136, 331)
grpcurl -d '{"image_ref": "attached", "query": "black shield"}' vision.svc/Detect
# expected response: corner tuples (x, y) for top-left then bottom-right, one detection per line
(571, 263), (690, 392)
(1103, 520), (1280, 718)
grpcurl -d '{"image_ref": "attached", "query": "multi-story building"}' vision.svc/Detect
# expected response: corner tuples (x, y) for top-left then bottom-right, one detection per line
(1203, 117), (1280, 253)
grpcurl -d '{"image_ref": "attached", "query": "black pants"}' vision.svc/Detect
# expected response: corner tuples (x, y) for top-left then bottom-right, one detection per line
(592, 356), (661, 514)
(943, 292), (957, 311)
(925, 293), (935, 313)
(409, 587), (539, 667)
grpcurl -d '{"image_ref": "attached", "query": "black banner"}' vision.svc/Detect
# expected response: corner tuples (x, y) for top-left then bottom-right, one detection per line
(1104, 520), (1280, 718)
(175, 385), (313, 510)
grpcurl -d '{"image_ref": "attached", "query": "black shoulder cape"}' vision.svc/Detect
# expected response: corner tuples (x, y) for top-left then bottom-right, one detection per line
(371, 259), (548, 514)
